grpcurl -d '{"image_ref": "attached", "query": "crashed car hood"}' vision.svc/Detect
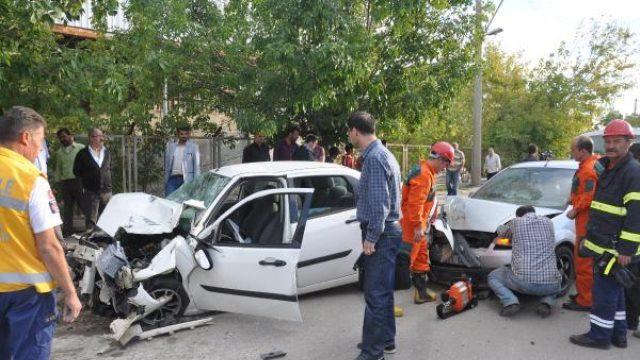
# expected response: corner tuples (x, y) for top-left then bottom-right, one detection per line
(97, 193), (183, 237)
(445, 197), (563, 233)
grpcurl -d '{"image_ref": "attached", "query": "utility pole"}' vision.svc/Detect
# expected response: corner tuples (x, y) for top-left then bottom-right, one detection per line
(471, 0), (483, 186)
(634, 98), (638, 115)
(471, 0), (503, 186)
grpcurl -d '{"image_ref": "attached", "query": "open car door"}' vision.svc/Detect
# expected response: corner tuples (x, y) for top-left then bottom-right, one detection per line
(187, 188), (313, 321)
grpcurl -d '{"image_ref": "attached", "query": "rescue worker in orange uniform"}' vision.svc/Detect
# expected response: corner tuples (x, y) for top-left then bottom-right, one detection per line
(563, 135), (600, 311)
(400, 141), (455, 304)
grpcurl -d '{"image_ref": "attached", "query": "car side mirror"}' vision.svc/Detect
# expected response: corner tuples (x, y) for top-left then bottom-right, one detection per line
(184, 199), (206, 210)
(194, 248), (213, 270)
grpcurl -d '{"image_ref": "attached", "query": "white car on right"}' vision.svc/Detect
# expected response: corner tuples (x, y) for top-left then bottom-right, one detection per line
(429, 160), (578, 295)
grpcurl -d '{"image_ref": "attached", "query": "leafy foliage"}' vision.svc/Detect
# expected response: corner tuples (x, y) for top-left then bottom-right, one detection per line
(425, 21), (637, 166)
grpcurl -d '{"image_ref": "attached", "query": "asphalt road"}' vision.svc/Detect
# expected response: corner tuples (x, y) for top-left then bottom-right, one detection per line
(52, 282), (638, 360)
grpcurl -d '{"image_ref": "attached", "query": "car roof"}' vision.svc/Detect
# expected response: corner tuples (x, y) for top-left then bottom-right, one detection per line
(213, 161), (357, 178)
(508, 160), (578, 170)
(582, 128), (640, 137)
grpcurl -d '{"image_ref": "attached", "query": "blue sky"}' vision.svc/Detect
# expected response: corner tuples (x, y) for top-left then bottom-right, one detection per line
(487, 0), (640, 115)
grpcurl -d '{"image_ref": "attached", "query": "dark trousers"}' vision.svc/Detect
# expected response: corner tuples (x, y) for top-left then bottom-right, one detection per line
(487, 172), (498, 180)
(446, 170), (460, 195)
(0, 288), (57, 360)
(82, 189), (111, 228)
(625, 263), (640, 330)
(588, 271), (627, 341)
(165, 175), (184, 196)
(60, 179), (83, 237)
(360, 222), (401, 359)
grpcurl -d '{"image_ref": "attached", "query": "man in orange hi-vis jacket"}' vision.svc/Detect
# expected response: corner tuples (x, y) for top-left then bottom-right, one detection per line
(400, 141), (455, 304)
(563, 135), (600, 312)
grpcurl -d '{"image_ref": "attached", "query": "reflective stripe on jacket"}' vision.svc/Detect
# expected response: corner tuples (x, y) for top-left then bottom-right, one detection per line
(582, 153), (640, 258)
(0, 147), (55, 293)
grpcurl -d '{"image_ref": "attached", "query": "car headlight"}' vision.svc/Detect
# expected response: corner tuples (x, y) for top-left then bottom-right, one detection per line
(494, 237), (512, 248)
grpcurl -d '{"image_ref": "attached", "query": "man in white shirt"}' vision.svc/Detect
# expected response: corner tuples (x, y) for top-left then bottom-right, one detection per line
(73, 128), (112, 228)
(484, 147), (502, 180)
(164, 124), (200, 196)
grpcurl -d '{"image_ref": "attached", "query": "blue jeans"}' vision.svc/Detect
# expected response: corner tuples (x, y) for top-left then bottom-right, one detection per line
(165, 175), (184, 196)
(0, 287), (57, 360)
(446, 170), (460, 196)
(360, 222), (401, 359)
(488, 266), (560, 307)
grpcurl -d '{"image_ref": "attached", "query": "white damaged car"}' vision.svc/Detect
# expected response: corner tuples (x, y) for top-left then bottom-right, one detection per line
(68, 162), (364, 328)
(428, 160), (578, 295)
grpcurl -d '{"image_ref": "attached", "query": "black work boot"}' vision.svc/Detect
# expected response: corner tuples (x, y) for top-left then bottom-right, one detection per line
(611, 336), (627, 348)
(569, 333), (610, 350)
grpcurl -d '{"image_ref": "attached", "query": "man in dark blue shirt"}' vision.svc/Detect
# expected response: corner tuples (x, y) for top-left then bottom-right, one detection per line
(348, 111), (402, 360)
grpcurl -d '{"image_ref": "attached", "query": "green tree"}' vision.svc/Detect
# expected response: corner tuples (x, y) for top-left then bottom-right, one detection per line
(625, 113), (640, 127)
(222, 0), (478, 144)
(429, 20), (637, 166)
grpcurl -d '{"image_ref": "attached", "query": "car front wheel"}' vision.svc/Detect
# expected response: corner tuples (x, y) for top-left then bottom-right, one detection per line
(556, 245), (575, 297)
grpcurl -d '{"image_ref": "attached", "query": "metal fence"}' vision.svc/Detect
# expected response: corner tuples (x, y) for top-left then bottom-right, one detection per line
(49, 136), (470, 197)
(387, 144), (472, 187)
(66, 135), (250, 196)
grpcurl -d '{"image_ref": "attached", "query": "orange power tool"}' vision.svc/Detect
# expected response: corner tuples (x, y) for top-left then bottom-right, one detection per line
(436, 279), (478, 319)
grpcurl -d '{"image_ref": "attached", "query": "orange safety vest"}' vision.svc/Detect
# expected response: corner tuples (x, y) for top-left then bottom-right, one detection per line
(0, 147), (55, 293)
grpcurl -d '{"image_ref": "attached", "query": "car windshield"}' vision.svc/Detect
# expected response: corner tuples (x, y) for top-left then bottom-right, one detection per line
(472, 167), (575, 210)
(167, 172), (231, 208)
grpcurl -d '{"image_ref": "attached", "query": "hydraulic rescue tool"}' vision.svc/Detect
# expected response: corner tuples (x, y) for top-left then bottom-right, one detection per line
(436, 279), (478, 319)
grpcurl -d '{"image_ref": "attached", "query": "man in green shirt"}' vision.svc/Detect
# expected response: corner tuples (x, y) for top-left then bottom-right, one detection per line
(53, 128), (85, 236)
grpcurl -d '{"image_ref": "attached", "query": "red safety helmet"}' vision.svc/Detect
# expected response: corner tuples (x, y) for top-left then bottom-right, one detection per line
(431, 141), (455, 164)
(603, 119), (635, 138)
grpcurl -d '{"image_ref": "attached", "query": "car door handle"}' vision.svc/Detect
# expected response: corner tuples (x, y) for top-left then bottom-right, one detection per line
(345, 217), (359, 224)
(259, 258), (287, 267)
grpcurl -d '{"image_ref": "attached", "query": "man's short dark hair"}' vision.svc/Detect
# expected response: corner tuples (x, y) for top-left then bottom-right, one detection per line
(630, 142), (640, 161)
(528, 143), (538, 155)
(575, 136), (594, 154)
(57, 128), (72, 137)
(177, 123), (192, 132)
(305, 134), (317, 143)
(286, 124), (301, 135)
(516, 205), (536, 217)
(345, 143), (354, 153)
(347, 111), (376, 135)
(0, 106), (47, 143)
(328, 146), (340, 157)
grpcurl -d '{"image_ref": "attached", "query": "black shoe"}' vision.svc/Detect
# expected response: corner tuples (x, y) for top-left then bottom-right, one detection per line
(535, 303), (552, 318)
(562, 300), (591, 312)
(569, 333), (610, 350)
(611, 336), (627, 349)
(500, 304), (520, 317)
(357, 343), (396, 354)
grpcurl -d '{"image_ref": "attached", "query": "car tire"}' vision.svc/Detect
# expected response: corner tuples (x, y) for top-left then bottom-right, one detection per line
(556, 245), (575, 297)
(357, 267), (364, 290)
(142, 276), (190, 327)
